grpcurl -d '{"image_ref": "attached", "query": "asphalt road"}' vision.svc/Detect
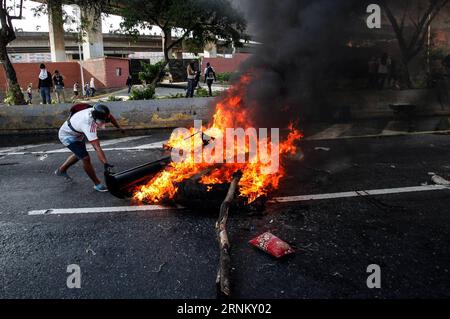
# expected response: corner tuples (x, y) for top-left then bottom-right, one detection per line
(1, 126), (450, 299)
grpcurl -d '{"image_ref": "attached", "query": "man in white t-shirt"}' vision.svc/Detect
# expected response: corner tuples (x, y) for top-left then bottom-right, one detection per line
(55, 103), (124, 192)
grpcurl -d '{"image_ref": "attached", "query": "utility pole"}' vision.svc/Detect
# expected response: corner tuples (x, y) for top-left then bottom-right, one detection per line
(427, 13), (432, 74)
(72, 5), (85, 96)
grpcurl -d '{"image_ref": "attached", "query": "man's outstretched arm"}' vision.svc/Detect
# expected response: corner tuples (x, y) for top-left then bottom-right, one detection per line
(90, 139), (108, 165)
(109, 115), (125, 134)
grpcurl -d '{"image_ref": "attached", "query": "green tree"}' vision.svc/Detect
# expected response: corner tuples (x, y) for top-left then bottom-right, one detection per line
(119, 0), (247, 86)
(0, 0), (26, 105)
(139, 61), (166, 84)
(0, 0), (111, 105)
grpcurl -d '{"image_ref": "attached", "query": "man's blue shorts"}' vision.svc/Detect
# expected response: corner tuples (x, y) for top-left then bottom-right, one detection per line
(66, 141), (89, 160)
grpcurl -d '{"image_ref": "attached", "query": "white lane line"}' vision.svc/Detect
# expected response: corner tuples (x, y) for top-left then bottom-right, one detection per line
(0, 143), (55, 153)
(38, 136), (151, 154)
(0, 140), (168, 156)
(28, 185), (449, 216)
(100, 136), (150, 147)
(270, 185), (449, 203)
(308, 124), (352, 141)
(28, 205), (182, 216)
(125, 140), (168, 150)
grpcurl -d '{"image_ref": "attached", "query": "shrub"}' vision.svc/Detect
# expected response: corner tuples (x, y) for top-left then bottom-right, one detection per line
(195, 87), (210, 97)
(216, 72), (233, 83)
(195, 87), (220, 97)
(129, 85), (156, 100)
(139, 61), (166, 84)
(106, 95), (123, 102)
(169, 93), (185, 99)
(3, 91), (15, 105)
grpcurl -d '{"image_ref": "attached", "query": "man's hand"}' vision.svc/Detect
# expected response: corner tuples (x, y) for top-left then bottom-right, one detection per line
(104, 163), (114, 171)
(104, 163), (115, 175)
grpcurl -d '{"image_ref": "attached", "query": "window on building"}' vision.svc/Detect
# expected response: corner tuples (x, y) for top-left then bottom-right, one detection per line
(116, 67), (122, 76)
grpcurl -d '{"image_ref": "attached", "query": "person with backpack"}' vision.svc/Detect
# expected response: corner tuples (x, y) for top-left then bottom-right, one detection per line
(204, 62), (217, 96)
(38, 63), (53, 104)
(55, 103), (125, 192)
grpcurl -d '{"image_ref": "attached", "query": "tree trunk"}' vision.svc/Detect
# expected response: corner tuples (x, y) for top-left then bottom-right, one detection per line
(401, 55), (413, 89)
(0, 45), (25, 105)
(150, 59), (169, 88)
(149, 27), (171, 87)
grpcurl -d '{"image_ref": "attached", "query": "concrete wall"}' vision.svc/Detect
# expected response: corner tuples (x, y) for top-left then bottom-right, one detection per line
(0, 57), (130, 91)
(0, 97), (214, 133)
(203, 53), (251, 74)
(0, 62), (79, 91)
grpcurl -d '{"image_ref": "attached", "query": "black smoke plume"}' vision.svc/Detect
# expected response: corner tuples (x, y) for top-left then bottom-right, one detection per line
(232, 0), (363, 128)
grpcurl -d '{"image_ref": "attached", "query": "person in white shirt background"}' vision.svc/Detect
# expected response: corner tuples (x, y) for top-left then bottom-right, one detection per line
(90, 77), (96, 97)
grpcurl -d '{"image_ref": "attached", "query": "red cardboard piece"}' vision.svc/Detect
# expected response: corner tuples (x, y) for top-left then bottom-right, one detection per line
(249, 232), (295, 258)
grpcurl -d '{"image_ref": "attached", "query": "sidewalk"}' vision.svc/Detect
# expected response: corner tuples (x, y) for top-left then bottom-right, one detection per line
(80, 83), (231, 103)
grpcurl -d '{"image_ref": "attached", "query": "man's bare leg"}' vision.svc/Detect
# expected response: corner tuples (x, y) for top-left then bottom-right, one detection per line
(59, 154), (79, 173)
(81, 157), (101, 185)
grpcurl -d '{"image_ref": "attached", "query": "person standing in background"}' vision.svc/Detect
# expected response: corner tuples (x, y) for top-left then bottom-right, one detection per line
(194, 67), (201, 89)
(204, 62), (217, 96)
(126, 75), (133, 94)
(90, 78), (96, 97)
(26, 83), (33, 105)
(84, 82), (91, 97)
(38, 64), (53, 104)
(377, 53), (390, 90)
(186, 61), (196, 98)
(73, 82), (80, 100)
(53, 70), (66, 103)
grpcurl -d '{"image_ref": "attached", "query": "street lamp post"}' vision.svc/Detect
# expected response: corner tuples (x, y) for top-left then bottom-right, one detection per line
(72, 5), (85, 96)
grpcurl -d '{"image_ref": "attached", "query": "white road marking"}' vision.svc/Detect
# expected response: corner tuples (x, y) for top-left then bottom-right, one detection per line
(100, 136), (149, 147)
(28, 185), (449, 216)
(270, 185), (449, 203)
(48, 136), (151, 153)
(0, 143), (54, 153)
(0, 139), (168, 156)
(308, 124), (352, 140)
(28, 205), (182, 216)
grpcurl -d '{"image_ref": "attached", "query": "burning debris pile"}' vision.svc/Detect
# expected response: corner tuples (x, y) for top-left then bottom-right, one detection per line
(105, 0), (359, 298)
(132, 75), (303, 207)
(106, 75), (302, 297)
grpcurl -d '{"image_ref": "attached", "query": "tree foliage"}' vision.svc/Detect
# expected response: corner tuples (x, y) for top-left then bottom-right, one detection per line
(0, 0), (25, 104)
(380, 0), (450, 87)
(118, 0), (247, 84)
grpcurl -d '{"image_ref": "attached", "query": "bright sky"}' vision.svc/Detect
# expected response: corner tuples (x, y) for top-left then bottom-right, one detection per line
(12, 0), (160, 35)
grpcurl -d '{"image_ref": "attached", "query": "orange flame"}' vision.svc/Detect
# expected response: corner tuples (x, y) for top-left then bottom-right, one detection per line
(133, 75), (303, 204)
